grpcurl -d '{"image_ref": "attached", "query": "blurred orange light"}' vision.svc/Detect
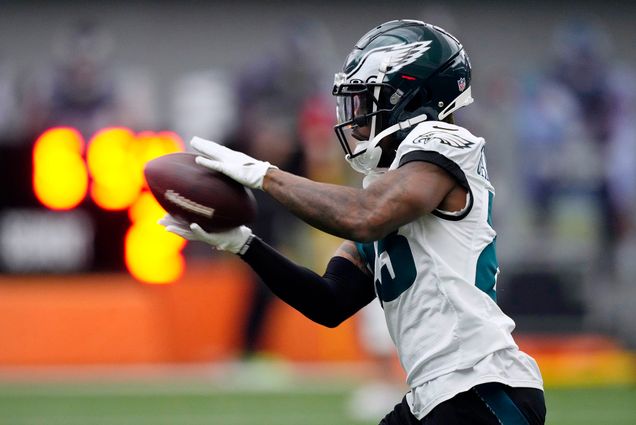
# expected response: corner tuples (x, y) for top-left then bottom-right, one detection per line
(32, 127), (88, 210)
(32, 126), (187, 284)
(128, 190), (167, 224)
(124, 132), (184, 284)
(134, 131), (184, 178)
(86, 128), (183, 211)
(125, 193), (186, 284)
(86, 127), (141, 210)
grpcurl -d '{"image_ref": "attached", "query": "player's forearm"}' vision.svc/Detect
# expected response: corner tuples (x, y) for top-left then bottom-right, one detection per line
(240, 236), (375, 328)
(262, 168), (386, 242)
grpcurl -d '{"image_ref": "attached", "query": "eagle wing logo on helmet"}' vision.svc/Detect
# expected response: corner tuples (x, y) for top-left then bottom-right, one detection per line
(347, 41), (433, 79)
(385, 41), (433, 74)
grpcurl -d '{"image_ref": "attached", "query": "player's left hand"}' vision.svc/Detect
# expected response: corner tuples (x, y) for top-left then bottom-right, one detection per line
(159, 214), (253, 254)
(190, 136), (278, 190)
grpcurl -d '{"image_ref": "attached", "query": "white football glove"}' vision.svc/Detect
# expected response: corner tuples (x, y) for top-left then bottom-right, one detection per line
(190, 136), (278, 190)
(158, 214), (253, 254)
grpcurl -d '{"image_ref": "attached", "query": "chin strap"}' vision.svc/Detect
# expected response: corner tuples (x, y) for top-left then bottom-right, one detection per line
(346, 144), (383, 174)
(346, 112), (429, 174)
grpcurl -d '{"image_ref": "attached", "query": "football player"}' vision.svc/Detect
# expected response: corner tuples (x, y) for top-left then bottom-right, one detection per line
(161, 20), (546, 424)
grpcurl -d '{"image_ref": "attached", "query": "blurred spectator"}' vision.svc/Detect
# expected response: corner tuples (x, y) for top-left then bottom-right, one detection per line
(298, 95), (352, 185)
(22, 20), (156, 139)
(515, 20), (636, 342)
(171, 70), (237, 143)
(549, 20), (636, 249)
(233, 19), (335, 122)
(226, 19), (336, 359)
(234, 111), (305, 359)
(516, 20), (636, 263)
(516, 75), (591, 243)
(295, 95), (356, 275)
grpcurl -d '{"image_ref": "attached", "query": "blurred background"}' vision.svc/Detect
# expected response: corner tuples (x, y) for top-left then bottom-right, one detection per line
(0, 1), (634, 424)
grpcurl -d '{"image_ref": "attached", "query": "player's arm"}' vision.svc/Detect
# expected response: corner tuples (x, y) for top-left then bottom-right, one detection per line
(239, 238), (375, 328)
(262, 160), (460, 242)
(190, 137), (465, 241)
(161, 215), (375, 328)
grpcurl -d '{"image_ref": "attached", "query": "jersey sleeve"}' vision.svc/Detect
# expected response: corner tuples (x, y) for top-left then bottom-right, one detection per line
(394, 124), (483, 220)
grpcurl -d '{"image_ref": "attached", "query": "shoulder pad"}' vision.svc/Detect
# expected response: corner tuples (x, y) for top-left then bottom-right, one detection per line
(403, 121), (479, 146)
(392, 121), (484, 169)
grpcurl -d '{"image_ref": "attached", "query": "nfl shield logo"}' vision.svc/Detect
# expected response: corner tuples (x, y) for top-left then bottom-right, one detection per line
(457, 77), (466, 92)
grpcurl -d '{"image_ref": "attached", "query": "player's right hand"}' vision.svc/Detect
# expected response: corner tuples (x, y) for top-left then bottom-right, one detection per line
(159, 214), (253, 254)
(191, 136), (278, 190)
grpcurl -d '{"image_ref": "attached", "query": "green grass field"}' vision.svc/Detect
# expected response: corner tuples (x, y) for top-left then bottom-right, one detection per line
(0, 378), (634, 425)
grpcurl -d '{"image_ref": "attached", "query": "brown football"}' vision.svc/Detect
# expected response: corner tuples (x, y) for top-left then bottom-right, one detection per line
(144, 152), (256, 232)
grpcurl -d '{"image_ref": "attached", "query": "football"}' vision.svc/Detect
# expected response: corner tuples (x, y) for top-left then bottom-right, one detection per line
(144, 152), (257, 232)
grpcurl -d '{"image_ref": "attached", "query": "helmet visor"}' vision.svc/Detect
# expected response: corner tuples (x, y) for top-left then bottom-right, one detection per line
(332, 73), (398, 162)
(335, 89), (372, 126)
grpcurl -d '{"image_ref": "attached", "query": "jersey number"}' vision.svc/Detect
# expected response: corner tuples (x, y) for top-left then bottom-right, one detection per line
(374, 233), (417, 303)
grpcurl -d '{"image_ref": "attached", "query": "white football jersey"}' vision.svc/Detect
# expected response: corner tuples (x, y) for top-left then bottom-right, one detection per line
(356, 121), (543, 417)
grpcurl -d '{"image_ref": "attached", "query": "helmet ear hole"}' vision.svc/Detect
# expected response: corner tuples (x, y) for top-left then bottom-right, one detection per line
(404, 89), (427, 112)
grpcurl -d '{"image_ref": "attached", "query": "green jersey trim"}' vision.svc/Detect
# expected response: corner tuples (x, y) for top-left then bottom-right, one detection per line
(475, 191), (498, 301)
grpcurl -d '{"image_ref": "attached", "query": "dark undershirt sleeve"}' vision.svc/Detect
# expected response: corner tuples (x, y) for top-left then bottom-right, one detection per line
(239, 236), (376, 328)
